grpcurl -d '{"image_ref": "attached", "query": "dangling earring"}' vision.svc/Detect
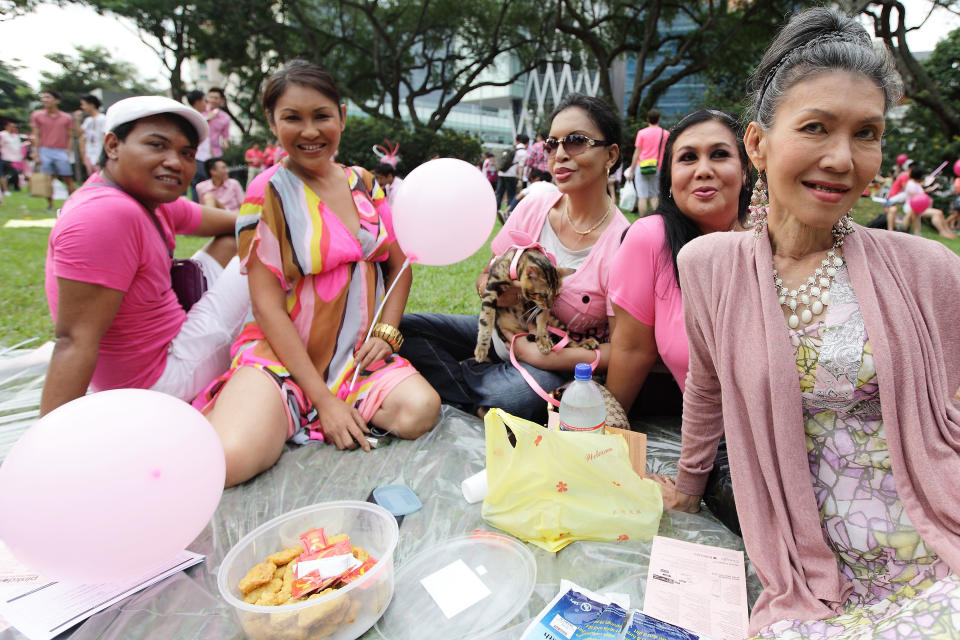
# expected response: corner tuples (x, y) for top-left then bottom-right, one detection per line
(832, 210), (855, 244)
(749, 174), (769, 237)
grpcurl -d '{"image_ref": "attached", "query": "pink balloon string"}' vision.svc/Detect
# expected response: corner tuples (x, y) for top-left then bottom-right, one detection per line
(348, 257), (412, 396)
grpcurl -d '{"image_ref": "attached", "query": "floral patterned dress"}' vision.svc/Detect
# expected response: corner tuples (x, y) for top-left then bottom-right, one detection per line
(755, 267), (960, 639)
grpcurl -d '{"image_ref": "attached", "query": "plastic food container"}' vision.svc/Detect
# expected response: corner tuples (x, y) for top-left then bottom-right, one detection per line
(375, 532), (536, 640)
(218, 501), (399, 640)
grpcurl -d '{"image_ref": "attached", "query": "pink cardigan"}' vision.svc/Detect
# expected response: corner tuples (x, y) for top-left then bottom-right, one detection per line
(675, 225), (960, 634)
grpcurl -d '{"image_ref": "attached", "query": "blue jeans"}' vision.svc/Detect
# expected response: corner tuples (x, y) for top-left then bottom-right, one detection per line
(494, 176), (517, 212)
(399, 312), (568, 423)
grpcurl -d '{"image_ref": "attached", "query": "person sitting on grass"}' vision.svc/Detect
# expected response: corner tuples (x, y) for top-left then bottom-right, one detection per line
(660, 9), (960, 636)
(400, 94), (629, 424)
(902, 164), (954, 238)
(192, 60), (440, 487)
(196, 156), (245, 211)
(513, 168), (558, 205)
(41, 96), (248, 416)
(947, 171), (960, 231)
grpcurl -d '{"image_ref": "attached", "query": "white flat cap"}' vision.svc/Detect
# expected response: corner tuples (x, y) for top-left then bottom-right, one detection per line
(105, 96), (209, 143)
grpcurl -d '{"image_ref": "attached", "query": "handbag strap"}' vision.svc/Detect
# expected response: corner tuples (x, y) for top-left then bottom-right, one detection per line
(85, 179), (174, 258)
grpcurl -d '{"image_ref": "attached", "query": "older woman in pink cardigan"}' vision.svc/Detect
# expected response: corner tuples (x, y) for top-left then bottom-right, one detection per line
(658, 8), (960, 639)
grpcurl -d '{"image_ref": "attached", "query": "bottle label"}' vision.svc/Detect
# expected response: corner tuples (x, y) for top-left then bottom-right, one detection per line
(558, 420), (605, 433)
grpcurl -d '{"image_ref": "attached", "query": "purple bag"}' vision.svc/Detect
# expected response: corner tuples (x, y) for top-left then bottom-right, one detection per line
(169, 258), (208, 312)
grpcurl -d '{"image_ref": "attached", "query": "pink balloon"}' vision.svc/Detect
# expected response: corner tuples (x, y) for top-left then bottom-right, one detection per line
(0, 390), (224, 582)
(391, 158), (496, 266)
(909, 193), (932, 214)
(896, 153), (908, 166)
(954, 159), (960, 177)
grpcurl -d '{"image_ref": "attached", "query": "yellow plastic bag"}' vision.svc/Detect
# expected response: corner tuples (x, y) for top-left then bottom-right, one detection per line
(481, 409), (662, 552)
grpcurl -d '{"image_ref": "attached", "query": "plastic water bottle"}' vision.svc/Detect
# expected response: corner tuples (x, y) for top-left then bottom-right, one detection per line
(558, 363), (606, 432)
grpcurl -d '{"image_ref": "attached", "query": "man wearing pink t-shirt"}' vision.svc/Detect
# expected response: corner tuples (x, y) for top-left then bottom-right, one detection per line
(203, 88), (231, 158)
(41, 96), (249, 416)
(629, 109), (669, 214)
(29, 89), (77, 209)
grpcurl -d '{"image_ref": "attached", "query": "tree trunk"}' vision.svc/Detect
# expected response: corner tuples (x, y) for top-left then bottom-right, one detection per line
(874, 0), (960, 138)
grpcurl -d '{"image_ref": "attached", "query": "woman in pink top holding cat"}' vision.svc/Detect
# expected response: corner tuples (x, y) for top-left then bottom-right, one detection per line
(400, 94), (628, 423)
(664, 8), (960, 637)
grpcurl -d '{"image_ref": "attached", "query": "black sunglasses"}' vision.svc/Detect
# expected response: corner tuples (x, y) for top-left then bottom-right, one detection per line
(544, 133), (612, 156)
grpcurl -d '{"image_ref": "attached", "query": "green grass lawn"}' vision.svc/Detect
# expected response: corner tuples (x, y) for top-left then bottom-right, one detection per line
(0, 188), (954, 349)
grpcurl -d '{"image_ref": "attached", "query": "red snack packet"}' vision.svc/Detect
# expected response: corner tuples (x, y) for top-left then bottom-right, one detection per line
(299, 528), (328, 555)
(298, 538), (352, 563)
(290, 573), (338, 600)
(338, 557), (377, 585)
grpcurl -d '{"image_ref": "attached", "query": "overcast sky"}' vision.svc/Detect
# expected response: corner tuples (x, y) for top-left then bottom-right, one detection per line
(1, 1), (958, 92)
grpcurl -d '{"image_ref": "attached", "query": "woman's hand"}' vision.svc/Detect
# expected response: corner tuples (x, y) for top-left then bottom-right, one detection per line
(511, 332), (547, 366)
(354, 336), (392, 373)
(314, 394), (371, 451)
(648, 474), (701, 513)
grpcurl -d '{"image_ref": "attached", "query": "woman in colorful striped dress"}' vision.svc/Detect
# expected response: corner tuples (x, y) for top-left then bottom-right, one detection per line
(195, 61), (440, 487)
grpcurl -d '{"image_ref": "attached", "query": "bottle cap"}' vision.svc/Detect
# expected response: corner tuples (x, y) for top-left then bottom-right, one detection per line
(574, 362), (592, 381)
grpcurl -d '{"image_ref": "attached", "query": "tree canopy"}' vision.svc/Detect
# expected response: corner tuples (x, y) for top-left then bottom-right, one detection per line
(37, 45), (156, 111)
(0, 61), (32, 124)
(882, 24), (960, 191)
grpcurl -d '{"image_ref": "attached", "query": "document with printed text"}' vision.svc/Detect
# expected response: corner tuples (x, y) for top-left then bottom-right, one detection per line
(642, 536), (748, 640)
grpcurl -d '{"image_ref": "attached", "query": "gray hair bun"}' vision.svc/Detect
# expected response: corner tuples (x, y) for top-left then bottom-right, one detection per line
(747, 7), (902, 128)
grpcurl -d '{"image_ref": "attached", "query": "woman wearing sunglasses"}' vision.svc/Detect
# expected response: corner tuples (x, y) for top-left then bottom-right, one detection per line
(606, 109), (750, 416)
(400, 93), (629, 422)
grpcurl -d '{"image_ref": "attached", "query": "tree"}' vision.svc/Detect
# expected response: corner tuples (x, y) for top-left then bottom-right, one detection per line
(37, 45), (155, 111)
(0, 60), (32, 124)
(552, 0), (814, 122)
(879, 24), (960, 198)
(196, 0), (554, 131)
(1, 0), (37, 22)
(849, 0), (960, 140)
(81, 0), (212, 101)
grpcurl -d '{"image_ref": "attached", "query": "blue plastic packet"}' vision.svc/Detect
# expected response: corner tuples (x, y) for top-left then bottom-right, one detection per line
(572, 601), (628, 639)
(522, 587), (626, 639)
(622, 611), (704, 640)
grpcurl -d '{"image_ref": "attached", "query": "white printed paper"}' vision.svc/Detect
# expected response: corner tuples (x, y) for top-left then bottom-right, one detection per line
(0, 541), (204, 640)
(419, 558), (491, 619)
(642, 536), (748, 640)
(296, 554), (361, 579)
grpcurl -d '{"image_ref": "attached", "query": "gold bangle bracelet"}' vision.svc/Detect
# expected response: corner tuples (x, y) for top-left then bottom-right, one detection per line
(372, 322), (404, 352)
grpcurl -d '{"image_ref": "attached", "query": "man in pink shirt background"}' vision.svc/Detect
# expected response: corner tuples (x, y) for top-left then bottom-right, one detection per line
(244, 141), (264, 184)
(30, 89), (78, 209)
(197, 156), (245, 211)
(203, 87), (231, 158)
(192, 87), (231, 199)
(629, 108), (669, 215)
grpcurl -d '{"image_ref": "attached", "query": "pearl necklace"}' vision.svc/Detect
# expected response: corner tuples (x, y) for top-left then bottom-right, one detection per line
(771, 239), (845, 329)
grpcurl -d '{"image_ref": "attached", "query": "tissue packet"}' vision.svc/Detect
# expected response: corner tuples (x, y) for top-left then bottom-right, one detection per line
(522, 583), (628, 640)
(622, 611), (705, 640)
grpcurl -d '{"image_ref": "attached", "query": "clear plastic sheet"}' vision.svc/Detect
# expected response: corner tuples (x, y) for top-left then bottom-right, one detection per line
(0, 346), (760, 640)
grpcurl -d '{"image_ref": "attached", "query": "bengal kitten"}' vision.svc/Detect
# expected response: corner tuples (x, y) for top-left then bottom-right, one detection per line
(474, 248), (598, 362)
